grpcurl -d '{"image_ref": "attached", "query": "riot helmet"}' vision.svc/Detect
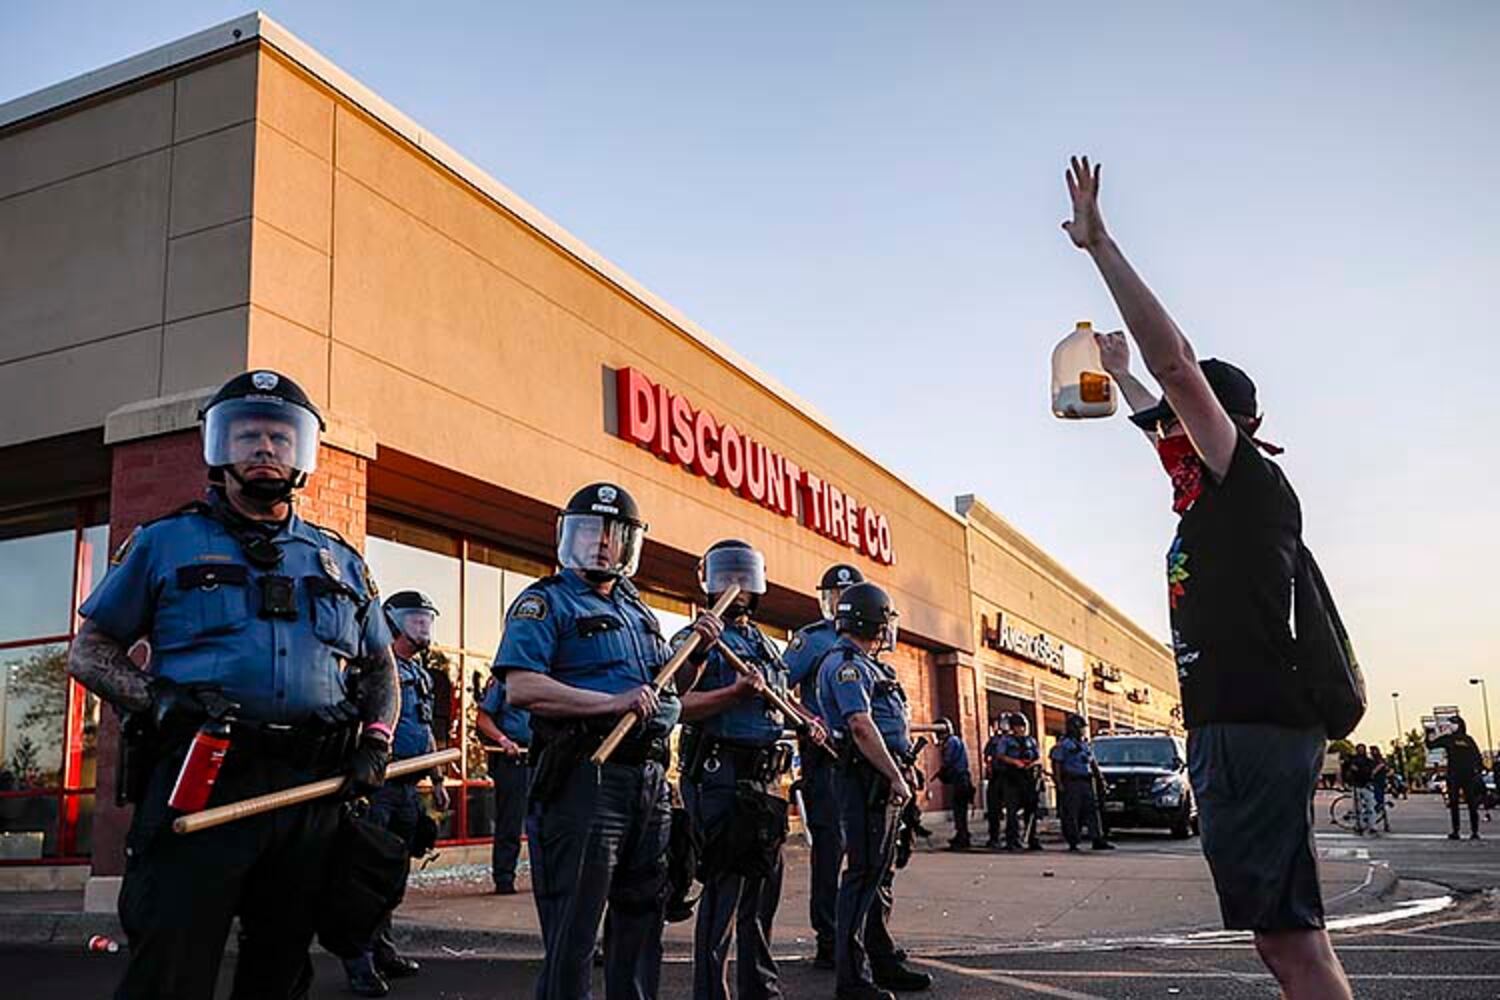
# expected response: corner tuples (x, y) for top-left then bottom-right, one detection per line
(385, 590), (440, 651)
(698, 539), (766, 616)
(1008, 712), (1030, 735)
(1065, 713), (1087, 738)
(817, 563), (864, 620)
(557, 482), (646, 581)
(833, 581), (899, 652)
(200, 370), (324, 502)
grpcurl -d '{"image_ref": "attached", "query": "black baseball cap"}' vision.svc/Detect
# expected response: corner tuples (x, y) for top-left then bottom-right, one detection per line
(1128, 359), (1259, 431)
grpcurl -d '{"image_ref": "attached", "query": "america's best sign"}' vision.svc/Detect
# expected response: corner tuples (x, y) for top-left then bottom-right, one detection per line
(614, 367), (894, 564)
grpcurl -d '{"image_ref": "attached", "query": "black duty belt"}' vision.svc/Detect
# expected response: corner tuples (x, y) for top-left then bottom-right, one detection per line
(228, 719), (357, 771)
(531, 726), (667, 769)
(486, 747), (531, 765)
(699, 737), (792, 782)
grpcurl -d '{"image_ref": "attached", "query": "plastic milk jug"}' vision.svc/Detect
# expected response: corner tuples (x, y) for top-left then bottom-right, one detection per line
(1051, 321), (1117, 419)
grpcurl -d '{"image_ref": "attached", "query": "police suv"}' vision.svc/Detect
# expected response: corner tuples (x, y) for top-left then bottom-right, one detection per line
(1094, 732), (1198, 839)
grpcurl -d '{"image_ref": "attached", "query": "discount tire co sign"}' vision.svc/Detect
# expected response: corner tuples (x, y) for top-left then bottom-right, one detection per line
(613, 367), (895, 565)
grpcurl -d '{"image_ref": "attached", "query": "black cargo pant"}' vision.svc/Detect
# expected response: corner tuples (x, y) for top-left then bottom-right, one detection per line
(1059, 776), (1101, 848)
(833, 760), (900, 992)
(527, 758), (671, 1000)
(115, 746), (341, 1000)
(1003, 774), (1040, 847)
(946, 775), (974, 844)
(489, 751), (529, 888)
(346, 779), (422, 978)
(1449, 773), (1483, 836)
(800, 751), (843, 950)
(684, 757), (783, 1000)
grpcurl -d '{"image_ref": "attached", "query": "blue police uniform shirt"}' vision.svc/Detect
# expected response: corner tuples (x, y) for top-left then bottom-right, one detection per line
(1050, 735), (1094, 778)
(494, 571), (679, 736)
(817, 637), (911, 756)
(1000, 734), (1040, 765)
(941, 734), (971, 777)
(79, 501), (389, 725)
(392, 653), (437, 759)
(478, 673), (533, 746)
(784, 619), (839, 719)
(673, 619), (787, 746)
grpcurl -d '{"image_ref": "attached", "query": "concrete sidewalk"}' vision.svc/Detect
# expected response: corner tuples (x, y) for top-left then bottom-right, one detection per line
(0, 816), (1402, 957)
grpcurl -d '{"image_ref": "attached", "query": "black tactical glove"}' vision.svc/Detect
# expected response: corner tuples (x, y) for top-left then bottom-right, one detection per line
(147, 677), (237, 736)
(340, 734), (391, 800)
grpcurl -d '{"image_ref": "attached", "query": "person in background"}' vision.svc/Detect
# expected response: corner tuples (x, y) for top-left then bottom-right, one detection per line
(981, 718), (1006, 849)
(1340, 744), (1375, 836)
(1427, 716), (1485, 840)
(1368, 746), (1390, 831)
(936, 719), (974, 851)
(475, 672), (530, 895)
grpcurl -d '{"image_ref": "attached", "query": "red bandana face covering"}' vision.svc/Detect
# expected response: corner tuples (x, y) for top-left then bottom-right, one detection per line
(1157, 436), (1204, 513)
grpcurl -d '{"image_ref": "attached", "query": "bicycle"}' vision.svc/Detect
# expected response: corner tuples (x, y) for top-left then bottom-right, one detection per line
(1329, 789), (1392, 833)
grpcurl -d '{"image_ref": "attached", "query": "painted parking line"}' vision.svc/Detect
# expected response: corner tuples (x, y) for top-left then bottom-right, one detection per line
(911, 956), (1110, 999)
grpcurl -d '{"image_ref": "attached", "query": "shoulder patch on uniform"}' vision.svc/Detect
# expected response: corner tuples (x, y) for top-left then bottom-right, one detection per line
(837, 663), (861, 683)
(109, 527), (140, 566)
(511, 593), (548, 622)
(318, 547), (343, 582)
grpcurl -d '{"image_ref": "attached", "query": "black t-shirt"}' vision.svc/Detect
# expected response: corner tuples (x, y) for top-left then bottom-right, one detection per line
(1431, 732), (1483, 778)
(1170, 432), (1319, 729)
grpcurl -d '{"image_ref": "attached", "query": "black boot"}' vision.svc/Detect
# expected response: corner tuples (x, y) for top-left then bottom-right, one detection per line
(813, 940), (836, 969)
(375, 952), (420, 979)
(343, 957), (390, 998)
(873, 961), (933, 992)
(835, 985), (896, 1000)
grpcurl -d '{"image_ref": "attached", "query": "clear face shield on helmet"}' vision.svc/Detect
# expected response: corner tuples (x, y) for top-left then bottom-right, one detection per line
(556, 513), (645, 579)
(202, 397), (321, 477)
(818, 587), (844, 621)
(389, 607), (437, 649)
(876, 609), (900, 653)
(699, 547), (767, 599)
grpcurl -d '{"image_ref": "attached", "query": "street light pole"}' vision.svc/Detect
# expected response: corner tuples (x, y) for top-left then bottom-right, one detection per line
(1392, 692), (1406, 785)
(1470, 678), (1494, 766)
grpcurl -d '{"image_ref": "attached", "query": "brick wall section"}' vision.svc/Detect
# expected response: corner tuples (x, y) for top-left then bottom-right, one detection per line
(90, 431), (368, 877)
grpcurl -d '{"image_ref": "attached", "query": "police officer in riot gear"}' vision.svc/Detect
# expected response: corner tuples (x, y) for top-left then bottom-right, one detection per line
(935, 718), (974, 850)
(68, 369), (399, 1000)
(496, 482), (724, 1000)
(475, 671), (530, 894)
(817, 582), (932, 998)
(995, 714), (1043, 851)
(1050, 714), (1113, 852)
(344, 591), (450, 997)
(677, 540), (791, 1000)
(784, 562), (864, 968)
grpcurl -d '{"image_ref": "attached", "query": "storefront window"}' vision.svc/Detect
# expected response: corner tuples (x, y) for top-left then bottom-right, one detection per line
(0, 509), (77, 644)
(0, 499), (106, 863)
(364, 528), (462, 649)
(0, 643), (69, 790)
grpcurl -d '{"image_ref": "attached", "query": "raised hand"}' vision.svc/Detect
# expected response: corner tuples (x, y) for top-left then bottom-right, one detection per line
(1062, 155), (1108, 250)
(1095, 329), (1131, 376)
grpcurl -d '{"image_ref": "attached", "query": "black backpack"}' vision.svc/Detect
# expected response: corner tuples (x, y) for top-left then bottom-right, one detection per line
(1292, 542), (1366, 739)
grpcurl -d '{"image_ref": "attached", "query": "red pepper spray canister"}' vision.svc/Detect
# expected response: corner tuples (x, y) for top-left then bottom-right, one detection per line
(168, 718), (232, 813)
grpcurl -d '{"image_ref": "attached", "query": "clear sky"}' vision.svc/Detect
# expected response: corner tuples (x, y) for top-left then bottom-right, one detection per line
(4, 2), (1495, 749)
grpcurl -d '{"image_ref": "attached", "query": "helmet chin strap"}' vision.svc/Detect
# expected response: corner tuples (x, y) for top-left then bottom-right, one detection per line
(583, 568), (618, 584)
(223, 466), (302, 504)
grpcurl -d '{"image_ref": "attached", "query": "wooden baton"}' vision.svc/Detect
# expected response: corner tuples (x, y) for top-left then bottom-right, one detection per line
(710, 639), (836, 757)
(590, 585), (741, 765)
(910, 722), (953, 737)
(172, 747), (460, 835)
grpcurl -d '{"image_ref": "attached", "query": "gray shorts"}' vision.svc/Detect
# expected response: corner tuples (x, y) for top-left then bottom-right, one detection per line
(1188, 722), (1327, 932)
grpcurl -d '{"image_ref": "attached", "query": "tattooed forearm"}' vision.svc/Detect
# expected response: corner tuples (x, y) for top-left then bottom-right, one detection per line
(353, 646), (400, 730)
(68, 620), (151, 713)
